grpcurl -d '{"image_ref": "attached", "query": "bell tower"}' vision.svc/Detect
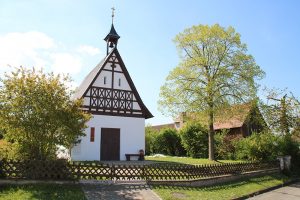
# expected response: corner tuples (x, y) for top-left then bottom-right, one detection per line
(104, 7), (120, 55)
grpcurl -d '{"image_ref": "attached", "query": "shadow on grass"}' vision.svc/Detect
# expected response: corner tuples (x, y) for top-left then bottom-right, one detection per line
(0, 184), (86, 200)
(81, 183), (155, 200)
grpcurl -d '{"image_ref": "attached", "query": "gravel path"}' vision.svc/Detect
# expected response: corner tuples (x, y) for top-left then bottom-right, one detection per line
(81, 181), (161, 200)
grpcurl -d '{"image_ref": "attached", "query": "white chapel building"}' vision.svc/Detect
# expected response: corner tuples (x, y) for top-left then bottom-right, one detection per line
(71, 19), (153, 161)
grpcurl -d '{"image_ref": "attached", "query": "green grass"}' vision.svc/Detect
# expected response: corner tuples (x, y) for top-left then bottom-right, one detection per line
(152, 173), (289, 200)
(0, 183), (86, 200)
(145, 155), (243, 165)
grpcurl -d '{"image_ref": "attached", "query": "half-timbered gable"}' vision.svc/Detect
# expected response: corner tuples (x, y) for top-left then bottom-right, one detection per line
(74, 48), (152, 119)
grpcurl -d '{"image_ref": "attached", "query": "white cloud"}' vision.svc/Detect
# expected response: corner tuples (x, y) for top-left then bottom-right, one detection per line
(50, 53), (82, 75)
(0, 31), (54, 69)
(0, 31), (101, 76)
(77, 45), (101, 56)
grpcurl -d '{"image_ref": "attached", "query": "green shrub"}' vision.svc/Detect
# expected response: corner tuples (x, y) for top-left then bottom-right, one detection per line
(278, 135), (300, 172)
(233, 131), (300, 164)
(180, 122), (208, 158)
(234, 132), (281, 161)
(145, 127), (158, 155)
(0, 140), (21, 160)
(215, 130), (242, 160)
(155, 128), (185, 156)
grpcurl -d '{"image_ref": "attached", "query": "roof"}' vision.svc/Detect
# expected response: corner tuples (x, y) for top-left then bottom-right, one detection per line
(185, 103), (254, 130)
(214, 119), (245, 130)
(214, 103), (253, 130)
(150, 123), (175, 131)
(73, 48), (153, 119)
(73, 52), (111, 100)
(104, 24), (120, 41)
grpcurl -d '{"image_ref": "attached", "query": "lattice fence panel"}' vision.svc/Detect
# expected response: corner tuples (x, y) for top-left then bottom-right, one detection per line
(70, 162), (111, 180)
(0, 160), (279, 181)
(112, 165), (144, 180)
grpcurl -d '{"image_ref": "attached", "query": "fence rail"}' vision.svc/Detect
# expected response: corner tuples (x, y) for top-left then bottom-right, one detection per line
(0, 159), (279, 181)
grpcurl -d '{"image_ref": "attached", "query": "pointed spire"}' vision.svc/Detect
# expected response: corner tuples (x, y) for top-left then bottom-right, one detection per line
(104, 7), (120, 55)
(111, 6), (115, 24)
(104, 24), (120, 42)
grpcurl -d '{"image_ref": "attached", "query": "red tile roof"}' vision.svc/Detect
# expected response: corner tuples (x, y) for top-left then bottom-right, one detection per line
(150, 123), (175, 131)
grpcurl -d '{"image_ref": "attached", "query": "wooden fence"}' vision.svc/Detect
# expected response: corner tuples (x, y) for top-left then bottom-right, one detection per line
(0, 160), (279, 181)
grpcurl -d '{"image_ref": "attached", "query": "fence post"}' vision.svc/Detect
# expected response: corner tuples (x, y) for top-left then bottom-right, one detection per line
(142, 165), (145, 180)
(110, 164), (115, 181)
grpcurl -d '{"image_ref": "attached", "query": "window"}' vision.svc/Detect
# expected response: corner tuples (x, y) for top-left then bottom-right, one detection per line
(90, 127), (95, 142)
(118, 78), (121, 86)
(104, 76), (107, 84)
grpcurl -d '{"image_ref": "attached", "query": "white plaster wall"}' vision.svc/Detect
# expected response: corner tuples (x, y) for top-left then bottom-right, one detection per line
(133, 102), (141, 110)
(113, 63), (122, 71)
(114, 73), (130, 91)
(83, 97), (89, 106)
(93, 69), (112, 88)
(71, 115), (145, 161)
(103, 64), (120, 71)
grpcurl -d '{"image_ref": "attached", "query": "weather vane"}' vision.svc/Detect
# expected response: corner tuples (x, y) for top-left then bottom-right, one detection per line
(111, 7), (115, 23)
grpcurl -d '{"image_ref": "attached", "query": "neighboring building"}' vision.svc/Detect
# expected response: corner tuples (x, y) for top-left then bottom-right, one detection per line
(151, 103), (266, 137)
(211, 103), (266, 137)
(150, 123), (176, 132)
(71, 17), (153, 161)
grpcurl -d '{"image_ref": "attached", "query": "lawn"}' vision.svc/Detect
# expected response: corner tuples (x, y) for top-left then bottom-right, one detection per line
(0, 183), (86, 200)
(152, 173), (289, 200)
(145, 155), (243, 165)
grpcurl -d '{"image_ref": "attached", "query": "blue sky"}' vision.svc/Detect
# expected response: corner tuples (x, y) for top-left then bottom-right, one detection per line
(0, 1), (299, 125)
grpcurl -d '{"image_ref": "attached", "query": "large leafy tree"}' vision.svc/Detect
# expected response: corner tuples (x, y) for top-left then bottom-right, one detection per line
(159, 24), (265, 160)
(0, 67), (90, 160)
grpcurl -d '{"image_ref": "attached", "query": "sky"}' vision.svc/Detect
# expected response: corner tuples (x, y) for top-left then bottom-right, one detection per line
(0, 0), (300, 125)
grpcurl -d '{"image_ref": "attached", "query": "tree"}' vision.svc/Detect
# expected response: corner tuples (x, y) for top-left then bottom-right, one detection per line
(0, 129), (4, 140)
(292, 118), (300, 142)
(261, 88), (300, 135)
(159, 24), (265, 160)
(0, 67), (91, 160)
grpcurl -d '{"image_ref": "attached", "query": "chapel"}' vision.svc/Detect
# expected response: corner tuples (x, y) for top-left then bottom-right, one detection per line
(71, 10), (153, 161)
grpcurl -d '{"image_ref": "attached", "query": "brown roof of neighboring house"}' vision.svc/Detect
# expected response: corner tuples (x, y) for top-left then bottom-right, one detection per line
(182, 103), (255, 130)
(150, 123), (175, 131)
(214, 119), (245, 130)
(213, 103), (253, 130)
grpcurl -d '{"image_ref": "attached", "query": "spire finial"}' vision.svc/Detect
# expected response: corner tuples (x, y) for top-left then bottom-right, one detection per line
(111, 7), (115, 24)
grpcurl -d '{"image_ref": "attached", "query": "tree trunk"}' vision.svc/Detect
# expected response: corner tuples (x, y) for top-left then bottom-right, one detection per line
(280, 95), (289, 135)
(208, 105), (215, 160)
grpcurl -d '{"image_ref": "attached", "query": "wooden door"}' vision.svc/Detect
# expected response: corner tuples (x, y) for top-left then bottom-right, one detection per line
(101, 128), (120, 161)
